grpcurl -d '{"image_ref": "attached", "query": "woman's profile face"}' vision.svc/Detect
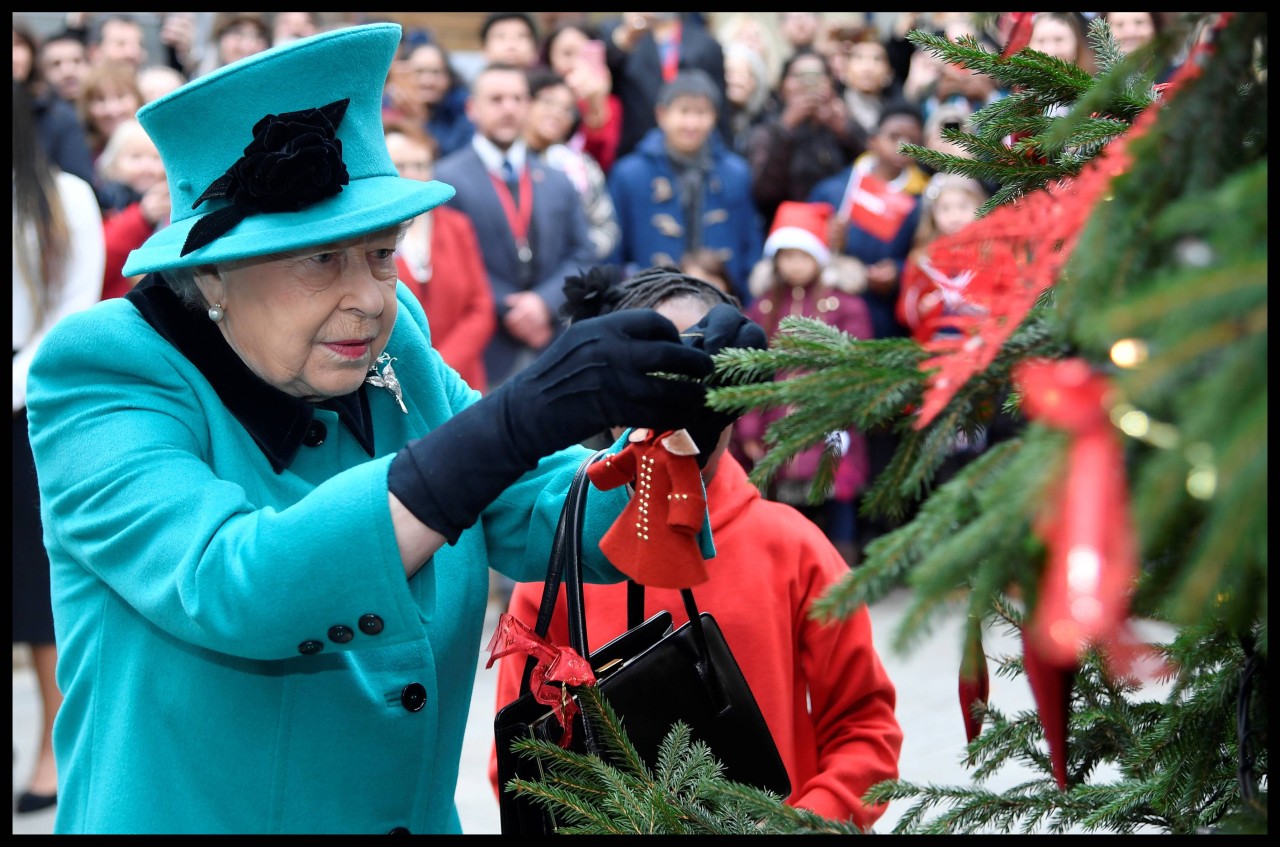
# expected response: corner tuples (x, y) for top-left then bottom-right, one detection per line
(197, 226), (404, 401)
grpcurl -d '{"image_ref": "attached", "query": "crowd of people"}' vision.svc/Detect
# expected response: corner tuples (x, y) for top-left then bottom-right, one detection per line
(13, 11), (1170, 832)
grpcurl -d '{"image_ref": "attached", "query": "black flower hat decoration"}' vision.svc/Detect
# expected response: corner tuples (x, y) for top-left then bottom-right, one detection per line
(181, 98), (352, 257)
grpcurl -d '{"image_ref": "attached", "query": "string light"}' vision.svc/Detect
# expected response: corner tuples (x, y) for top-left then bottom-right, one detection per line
(1106, 398), (1215, 498)
(1110, 338), (1149, 368)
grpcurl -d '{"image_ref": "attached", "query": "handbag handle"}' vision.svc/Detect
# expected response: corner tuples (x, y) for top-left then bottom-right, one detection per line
(518, 448), (608, 696)
(557, 454), (727, 713)
(519, 449), (723, 706)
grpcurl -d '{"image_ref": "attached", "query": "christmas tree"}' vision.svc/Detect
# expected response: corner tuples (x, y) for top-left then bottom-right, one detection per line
(505, 12), (1266, 834)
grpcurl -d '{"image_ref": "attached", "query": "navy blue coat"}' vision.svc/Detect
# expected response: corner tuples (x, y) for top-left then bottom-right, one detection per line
(607, 128), (763, 304)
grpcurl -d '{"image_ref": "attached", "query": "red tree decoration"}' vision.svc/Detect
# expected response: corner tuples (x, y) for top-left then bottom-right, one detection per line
(913, 18), (1234, 782)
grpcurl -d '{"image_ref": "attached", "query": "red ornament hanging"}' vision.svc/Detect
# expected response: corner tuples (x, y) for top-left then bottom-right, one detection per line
(958, 614), (991, 746)
(1021, 628), (1074, 790)
(1015, 358), (1141, 671)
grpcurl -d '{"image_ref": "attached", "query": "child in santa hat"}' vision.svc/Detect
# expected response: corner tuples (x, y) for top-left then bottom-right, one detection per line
(734, 200), (874, 566)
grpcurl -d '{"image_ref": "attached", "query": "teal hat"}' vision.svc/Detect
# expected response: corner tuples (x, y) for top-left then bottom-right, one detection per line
(123, 23), (455, 277)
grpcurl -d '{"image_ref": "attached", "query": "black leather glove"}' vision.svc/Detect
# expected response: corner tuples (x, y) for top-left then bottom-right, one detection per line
(678, 304), (769, 466)
(388, 309), (715, 543)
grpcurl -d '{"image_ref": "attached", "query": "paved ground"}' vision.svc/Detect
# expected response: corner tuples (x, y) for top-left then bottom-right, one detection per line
(15, 585), (1167, 834)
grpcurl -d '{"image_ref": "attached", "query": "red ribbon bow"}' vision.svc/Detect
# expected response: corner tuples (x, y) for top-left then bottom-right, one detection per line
(486, 613), (597, 747)
(1016, 358), (1139, 671)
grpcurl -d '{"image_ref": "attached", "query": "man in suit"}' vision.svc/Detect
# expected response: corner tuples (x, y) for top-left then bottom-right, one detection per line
(435, 63), (596, 389)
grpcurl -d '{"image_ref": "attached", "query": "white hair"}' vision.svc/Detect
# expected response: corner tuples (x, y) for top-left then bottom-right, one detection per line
(94, 118), (156, 184)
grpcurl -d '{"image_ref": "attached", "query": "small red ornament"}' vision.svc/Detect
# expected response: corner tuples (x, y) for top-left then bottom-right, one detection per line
(1016, 359), (1140, 670)
(958, 615), (990, 746)
(1022, 628), (1074, 790)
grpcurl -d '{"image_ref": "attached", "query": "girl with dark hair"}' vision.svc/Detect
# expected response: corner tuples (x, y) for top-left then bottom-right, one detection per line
(12, 79), (105, 815)
(492, 264), (903, 829)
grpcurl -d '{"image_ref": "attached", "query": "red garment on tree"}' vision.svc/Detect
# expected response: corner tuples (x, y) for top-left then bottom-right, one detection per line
(586, 428), (710, 589)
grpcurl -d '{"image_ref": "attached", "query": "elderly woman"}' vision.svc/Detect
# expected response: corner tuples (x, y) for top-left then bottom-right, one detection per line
(26, 24), (765, 835)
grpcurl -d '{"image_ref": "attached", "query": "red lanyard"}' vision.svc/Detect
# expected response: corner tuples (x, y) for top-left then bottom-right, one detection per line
(660, 22), (682, 83)
(488, 164), (534, 260)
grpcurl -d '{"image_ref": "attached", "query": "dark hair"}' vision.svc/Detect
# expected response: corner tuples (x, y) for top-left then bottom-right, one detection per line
(876, 97), (924, 131)
(538, 19), (601, 68)
(562, 265), (741, 323)
(41, 27), (88, 51)
(777, 47), (836, 91)
(480, 12), (538, 45)
(13, 80), (69, 328)
(526, 67), (568, 100)
(89, 12), (144, 47)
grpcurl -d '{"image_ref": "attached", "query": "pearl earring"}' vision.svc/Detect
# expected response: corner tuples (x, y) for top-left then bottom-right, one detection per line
(208, 303), (224, 322)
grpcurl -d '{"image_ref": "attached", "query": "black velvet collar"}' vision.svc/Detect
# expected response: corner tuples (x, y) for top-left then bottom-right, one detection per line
(125, 274), (376, 473)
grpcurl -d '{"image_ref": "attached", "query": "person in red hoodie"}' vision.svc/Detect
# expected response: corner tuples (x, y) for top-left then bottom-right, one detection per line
(489, 266), (903, 829)
(384, 118), (496, 393)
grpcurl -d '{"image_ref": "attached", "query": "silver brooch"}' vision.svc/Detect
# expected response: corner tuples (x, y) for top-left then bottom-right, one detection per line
(365, 352), (407, 413)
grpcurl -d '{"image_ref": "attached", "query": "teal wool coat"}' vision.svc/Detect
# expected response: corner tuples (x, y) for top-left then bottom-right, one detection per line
(26, 280), (629, 834)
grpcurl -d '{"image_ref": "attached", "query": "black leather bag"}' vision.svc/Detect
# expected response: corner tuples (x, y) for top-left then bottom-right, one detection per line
(494, 449), (791, 835)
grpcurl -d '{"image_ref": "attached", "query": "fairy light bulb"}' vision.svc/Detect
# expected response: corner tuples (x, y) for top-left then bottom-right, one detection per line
(1110, 338), (1149, 368)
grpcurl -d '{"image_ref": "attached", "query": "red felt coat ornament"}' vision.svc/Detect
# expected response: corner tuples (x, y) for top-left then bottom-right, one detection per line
(587, 428), (710, 589)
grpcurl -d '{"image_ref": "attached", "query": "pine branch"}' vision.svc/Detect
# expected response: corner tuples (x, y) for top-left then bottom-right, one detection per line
(517, 13), (1267, 835)
(506, 684), (860, 834)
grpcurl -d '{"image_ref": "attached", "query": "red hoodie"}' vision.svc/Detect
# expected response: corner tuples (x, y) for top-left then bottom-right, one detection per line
(489, 453), (903, 828)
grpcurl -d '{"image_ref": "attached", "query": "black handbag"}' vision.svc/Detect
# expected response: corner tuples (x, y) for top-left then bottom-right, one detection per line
(493, 449), (791, 835)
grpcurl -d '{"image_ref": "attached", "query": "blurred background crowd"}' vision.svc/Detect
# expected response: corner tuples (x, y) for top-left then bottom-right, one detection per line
(17, 10), (1172, 562)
